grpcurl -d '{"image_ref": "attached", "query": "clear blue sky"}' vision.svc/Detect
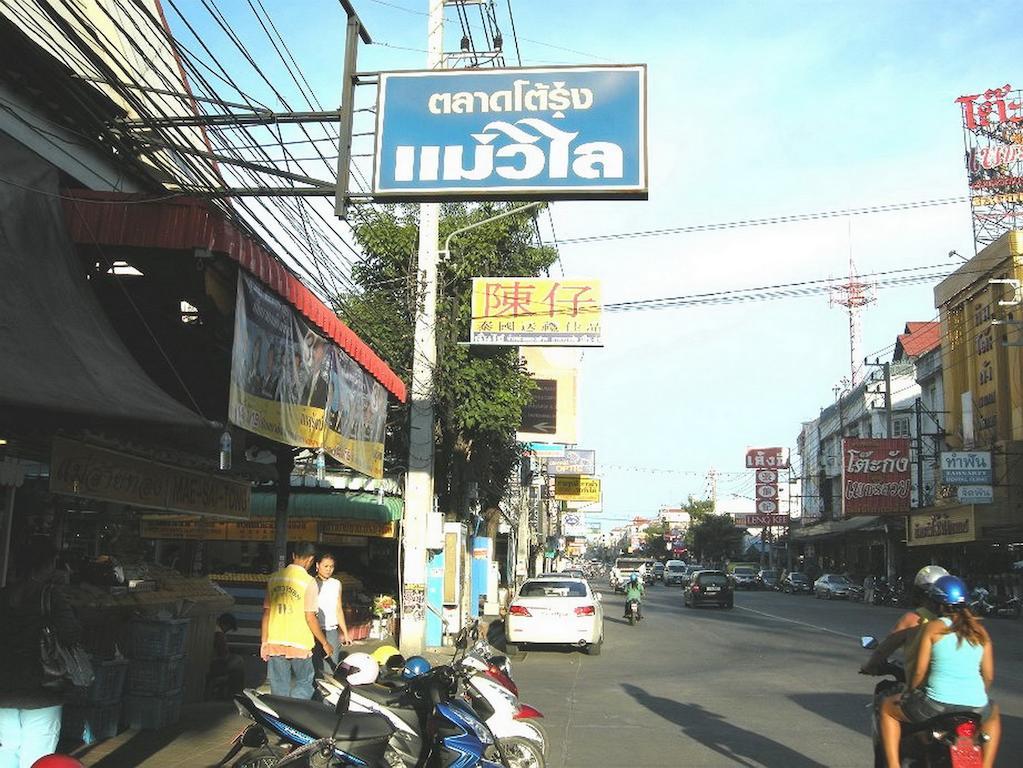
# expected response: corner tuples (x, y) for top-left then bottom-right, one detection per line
(166, 1), (1020, 527)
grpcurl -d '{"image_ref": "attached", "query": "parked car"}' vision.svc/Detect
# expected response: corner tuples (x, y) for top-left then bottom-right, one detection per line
(684, 570), (734, 609)
(814, 573), (854, 600)
(652, 562), (666, 583)
(663, 560), (687, 585)
(756, 569), (780, 590)
(781, 571), (812, 594)
(730, 566), (758, 590)
(506, 576), (604, 655)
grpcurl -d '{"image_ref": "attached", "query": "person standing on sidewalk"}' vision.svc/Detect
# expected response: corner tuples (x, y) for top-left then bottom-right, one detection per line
(0, 537), (82, 768)
(260, 542), (333, 698)
(312, 552), (351, 676)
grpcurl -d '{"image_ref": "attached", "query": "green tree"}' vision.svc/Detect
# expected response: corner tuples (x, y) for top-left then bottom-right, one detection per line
(687, 513), (743, 564)
(642, 521), (669, 559)
(342, 203), (558, 516)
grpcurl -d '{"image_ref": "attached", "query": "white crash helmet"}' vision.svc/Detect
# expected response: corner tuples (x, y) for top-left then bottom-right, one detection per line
(338, 652), (379, 685)
(914, 565), (949, 589)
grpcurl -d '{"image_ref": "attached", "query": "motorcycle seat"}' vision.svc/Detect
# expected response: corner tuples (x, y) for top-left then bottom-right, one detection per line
(262, 696), (395, 741)
(357, 682), (410, 705)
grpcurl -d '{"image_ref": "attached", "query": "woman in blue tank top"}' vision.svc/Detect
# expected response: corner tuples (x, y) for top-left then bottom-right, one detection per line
(878, 575), (1001, 768)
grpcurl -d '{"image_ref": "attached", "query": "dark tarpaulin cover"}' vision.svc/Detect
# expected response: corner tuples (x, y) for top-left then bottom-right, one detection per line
(0, 131), (208, 427)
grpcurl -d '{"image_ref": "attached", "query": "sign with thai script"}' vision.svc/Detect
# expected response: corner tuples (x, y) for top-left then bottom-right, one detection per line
(547, 449), (596, 477)
(908, 508), (976, 547)
(940, 451), (993, 485)
(138, 516), (316, 540)
(553, 475), (601, 502)
(373, 66), (647, 200)
(957, 485), (993, 505)
(470, 278), (601, 346)
(841, 438), (912, 516)
(745, 447), (789, 469)
(51, 437), (251, 519)
(320, 520), (397, 539)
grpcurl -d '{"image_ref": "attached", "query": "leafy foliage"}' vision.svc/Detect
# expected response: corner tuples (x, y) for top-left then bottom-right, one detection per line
(343, 203), (558, 514)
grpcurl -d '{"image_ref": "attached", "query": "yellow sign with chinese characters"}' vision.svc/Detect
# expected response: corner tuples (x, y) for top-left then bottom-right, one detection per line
(470, 278), (602, 346)
(554, 475), (601, 502)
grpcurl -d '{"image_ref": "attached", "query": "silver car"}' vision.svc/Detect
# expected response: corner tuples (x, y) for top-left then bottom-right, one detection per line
(814, 573), (853, 599)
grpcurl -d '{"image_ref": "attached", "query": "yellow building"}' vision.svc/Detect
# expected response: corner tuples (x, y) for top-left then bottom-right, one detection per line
(929, 230), (1023, 559)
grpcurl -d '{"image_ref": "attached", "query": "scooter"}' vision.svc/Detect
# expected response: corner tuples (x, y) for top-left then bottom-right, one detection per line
(859, 636), (986, 768)
(969, 587), (1021, 618)
(625, 599), (641, 626)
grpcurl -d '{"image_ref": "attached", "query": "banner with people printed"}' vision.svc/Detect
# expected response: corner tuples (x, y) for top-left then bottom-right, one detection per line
(229, 273), (387, 477)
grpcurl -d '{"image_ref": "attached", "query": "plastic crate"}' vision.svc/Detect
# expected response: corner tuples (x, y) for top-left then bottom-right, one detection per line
(62, 701), (122, 744)
(122, 688), (183, 730)
(68, 657), (128, 704)
(129, 618), (190, 659)
(127, 655), (185, 693)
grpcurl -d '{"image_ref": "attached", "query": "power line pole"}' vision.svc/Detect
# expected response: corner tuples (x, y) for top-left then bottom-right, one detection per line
(915, 397), (924, 507)
(400, 0), (444, 657)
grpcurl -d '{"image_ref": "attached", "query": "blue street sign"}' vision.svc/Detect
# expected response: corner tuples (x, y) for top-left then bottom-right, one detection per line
(373, 65), (647, 200)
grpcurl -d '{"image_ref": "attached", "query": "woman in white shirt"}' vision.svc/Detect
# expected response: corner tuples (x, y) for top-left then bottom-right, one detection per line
(313, 553), (352, 673)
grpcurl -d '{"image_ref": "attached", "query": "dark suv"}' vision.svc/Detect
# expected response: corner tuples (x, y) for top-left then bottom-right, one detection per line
(684, 570), (734, 609)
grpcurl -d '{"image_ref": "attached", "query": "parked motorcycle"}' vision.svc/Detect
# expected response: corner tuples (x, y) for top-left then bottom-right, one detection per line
(625, 599), (641, 626)
(969, 587), (1021, 619)
(859, 635), (986, 768)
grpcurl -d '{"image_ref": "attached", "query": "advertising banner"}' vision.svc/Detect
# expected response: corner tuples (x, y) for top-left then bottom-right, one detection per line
(745, 447), (789, 469)
(940, 451), (993, 485)
(562, 512), (588, 536)
(554, 475), (600, 502)
(229, 273), (388, 478)
(470, 278), (601, 346)
(547, 449), (596, 477)
(566, 496), (603, 513)
(323, 347), (388, 479)
(229, 273), (330, 449)
(51, 437), (251, 519)
(373, 65), (647, 200)
(516, 348), (578, 444)
(908, 508), (976, 547)
(841, 438), (912, 516)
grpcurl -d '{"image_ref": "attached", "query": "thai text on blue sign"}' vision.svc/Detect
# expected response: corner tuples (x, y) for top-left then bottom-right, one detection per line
(940, 451), (992, 485)
(373, 66), (647, 199)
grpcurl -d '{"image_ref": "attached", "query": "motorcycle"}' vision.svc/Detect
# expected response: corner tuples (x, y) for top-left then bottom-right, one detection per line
(859, 635), (987, 768)
(969, 587), (1021, 619)
(625, 599), (641, 626)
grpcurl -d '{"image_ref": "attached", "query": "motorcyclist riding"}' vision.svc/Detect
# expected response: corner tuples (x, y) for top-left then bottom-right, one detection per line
(624, 573), (644, 620)
(861, 565), (947, 683)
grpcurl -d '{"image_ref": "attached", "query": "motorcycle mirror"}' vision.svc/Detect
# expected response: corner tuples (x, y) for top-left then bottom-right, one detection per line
(861, 636), (878, 650)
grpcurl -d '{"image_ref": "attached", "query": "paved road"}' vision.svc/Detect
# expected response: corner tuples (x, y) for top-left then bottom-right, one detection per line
(509, 582), (1023, 768)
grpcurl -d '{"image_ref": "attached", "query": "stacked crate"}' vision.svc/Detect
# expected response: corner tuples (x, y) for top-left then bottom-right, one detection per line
(122, 618), (189, 730)
(62, 657), (129, 744)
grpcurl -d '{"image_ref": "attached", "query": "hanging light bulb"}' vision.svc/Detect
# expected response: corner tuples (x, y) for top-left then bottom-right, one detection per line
(219, 430), (232, 471)
(315, 449), (326, 482)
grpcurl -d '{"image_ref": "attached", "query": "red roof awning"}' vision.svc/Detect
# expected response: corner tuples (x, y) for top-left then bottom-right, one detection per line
(61, 190), (406, 402)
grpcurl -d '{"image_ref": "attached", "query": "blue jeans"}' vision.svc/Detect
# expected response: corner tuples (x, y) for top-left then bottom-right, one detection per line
(312, 628), (342, 677)
(267, 656), (315, 699)
(0, 705), (62, 768)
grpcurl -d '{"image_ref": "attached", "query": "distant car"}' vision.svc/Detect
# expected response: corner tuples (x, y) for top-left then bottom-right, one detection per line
(652, 562), (666, 582)
(730, 567), (758, 590)
(781, 572), (812, 594)
(684, 570), (734, 609)
(559, 569), (586, 580)
(506, 577), (604, 655)
(814, 573), (854, 600)
(611, 557), (648, 592)
(663, 560), (686, 585)
(679, 564), (706, 588)
(756, 569), (780, 590)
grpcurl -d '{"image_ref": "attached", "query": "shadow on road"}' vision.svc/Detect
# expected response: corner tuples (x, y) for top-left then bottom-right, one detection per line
(788, 692), (871, 737)
(622, 683), (827, 768)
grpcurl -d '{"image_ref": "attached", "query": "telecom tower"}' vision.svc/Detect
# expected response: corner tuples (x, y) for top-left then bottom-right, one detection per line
(829, 250), (875, 387)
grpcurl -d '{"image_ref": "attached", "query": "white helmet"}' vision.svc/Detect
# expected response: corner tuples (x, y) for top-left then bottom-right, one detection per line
(337, 652), (378, 685)
(914, 565), (949, 589)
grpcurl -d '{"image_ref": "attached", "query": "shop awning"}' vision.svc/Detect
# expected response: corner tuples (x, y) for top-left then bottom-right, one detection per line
(0, 131), (209, 429)
(60, 191), (407, 403)
(791, 515), (899, 541)
(250, 491), (402, 523)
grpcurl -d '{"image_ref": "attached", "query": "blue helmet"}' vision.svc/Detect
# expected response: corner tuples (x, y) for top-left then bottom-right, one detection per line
(929, 575), (968, 607)
(630, 573), (640, 583)
(401, 655), (432, 680)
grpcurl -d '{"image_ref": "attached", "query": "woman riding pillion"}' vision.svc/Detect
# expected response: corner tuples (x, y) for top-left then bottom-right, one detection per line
(624, 573), (644, 620)
(877, 575), (1002, 768)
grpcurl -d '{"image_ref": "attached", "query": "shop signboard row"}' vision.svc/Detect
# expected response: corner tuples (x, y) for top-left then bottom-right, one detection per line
(229, 273), (387, 478)
(546, 449), (596, 477)
(841, 437), (912, 516)
(553, 475), (600, 502)
(50, 437), (251, 520)
(908, 508), (976, 547)
(734, 514), (790, 528)
(373, 66), (647, 201)
(940, 451), (993, 505)
(139, 515), (397, 541)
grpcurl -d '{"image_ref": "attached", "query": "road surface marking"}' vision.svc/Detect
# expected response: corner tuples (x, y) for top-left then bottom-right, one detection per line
(735, 605), (859, 639)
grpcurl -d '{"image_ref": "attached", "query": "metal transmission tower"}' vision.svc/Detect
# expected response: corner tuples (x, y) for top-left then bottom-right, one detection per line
(829, 251), (875, 387)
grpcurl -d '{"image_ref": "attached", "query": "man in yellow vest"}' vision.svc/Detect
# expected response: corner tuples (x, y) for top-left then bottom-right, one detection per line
(260, 542), (333, 698)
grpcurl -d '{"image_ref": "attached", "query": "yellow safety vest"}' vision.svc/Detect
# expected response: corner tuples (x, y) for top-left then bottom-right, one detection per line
(266, 564), (315, 650)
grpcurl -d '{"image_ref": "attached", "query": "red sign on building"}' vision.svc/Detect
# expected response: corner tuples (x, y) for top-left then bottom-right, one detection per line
(842, 438), (912, 516)
(745, 447), (789, 469)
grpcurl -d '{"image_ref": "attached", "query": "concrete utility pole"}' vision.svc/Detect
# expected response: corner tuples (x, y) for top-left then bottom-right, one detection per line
(400, 0), (444, 657)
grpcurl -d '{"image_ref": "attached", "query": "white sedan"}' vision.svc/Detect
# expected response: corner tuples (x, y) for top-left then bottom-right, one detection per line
(505, 576), (604, 655)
